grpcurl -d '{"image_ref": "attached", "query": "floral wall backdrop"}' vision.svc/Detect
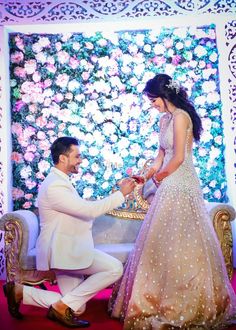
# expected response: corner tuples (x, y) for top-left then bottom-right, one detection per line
(9, 24), (227, 210)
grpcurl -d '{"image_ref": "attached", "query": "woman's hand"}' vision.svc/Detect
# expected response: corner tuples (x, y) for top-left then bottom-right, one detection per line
(131, 175), (145, 185)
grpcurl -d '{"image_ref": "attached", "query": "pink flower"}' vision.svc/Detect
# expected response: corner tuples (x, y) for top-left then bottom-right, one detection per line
(24, 59), (37, 75)
(24, 126), (36, 138)
(27, 144), (37, 152)
(69, 57), (80, 69)
(38, 160), (50, 172)
(32, 71), (41, 82)
(25, 180), (37, 189)
(85, 42), (94, 50)
(172, 55), (182, 66)
(126, 168), (133, 176)
(57, 50), (70, 64)
(213, 190), (221, 199)
(37, 131), (46, 140)
(21, 81), (34, 93)
(46, 121), (56, 129)
(29, 104), (37, 113)
(55, 73), (69, 88)
(38, 37), (50, 48)
(12, 123), (23, 135)
(11, 51), (24, 63)
(25, 193), (33, 200)
(14, 66), (26, 78)
(82, 72), (90, 81)
(13, 100), (25, 112)
(14, 35), (24, 49)
(58, 123), (66, 131)
(55, 42), (62, 51)
(43, 79), (52, 88)
(12, 188), (25, 200)
(44, 97), (52, 107)
(65, 92), (73, 100)
(46, 64), (57, 73)
(54, 93), (64, 103)
(24, 152), (35, 162)
(164, 38), (173, 48)
(39, 140), (50, 151)
(11, 152), (23, 163)
(22, 201), (32, 209)
(152, 56), (166, 66)
(36, 116), (48, 128)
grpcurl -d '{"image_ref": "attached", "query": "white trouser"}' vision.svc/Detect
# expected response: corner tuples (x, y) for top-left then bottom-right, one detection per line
(23, 249), (123, 313)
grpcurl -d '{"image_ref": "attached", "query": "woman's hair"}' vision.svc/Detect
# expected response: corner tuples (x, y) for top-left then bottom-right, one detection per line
(50, 136), (79, 164)
(143, 73), (202, 141)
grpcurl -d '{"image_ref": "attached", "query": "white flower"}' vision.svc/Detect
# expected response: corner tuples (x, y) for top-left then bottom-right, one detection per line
(167, 49), (174, 57)
(72, 42), (80, 51)
(68, 79), (80, 91)
(174, 28), (187, 38)
(91, 163), (100, 173)
(135, 34), (145, 46)
(89, 147), (99, 156)
(102, 182), (109, 189)
(206, 92), (220, 104)
(81, 159), (89, 168)
(201, 131), (213, 143)
(209, 52), (218, 62)
(210, 146), (220, 160)
(115, 172), (122, 180)
(209, 180), (217, 188)
(165, 64), (175, 76)
(198, 60), (206, 68)
(68, 102), (79, 112)
(194, 45), (207, 57)
(203, 187), (210, 194)
(195, 95), (206, 106)
(38, 160), (50, 172)
(103, 171), (111, 180)
(83, 187), (93, 199)
(120, 149), (129, 157)
(110, 134), (118, 143)
(176, 42), (184, 50)
(38, 37), (50, 48)
(185, 39), (192, 47)
(202, 81), (216, 93)
(202, 68), (217, 80)
(214, 136), (222, 145)
(213, 189), (222, 199)
(143, 44), (151, 53)
(20, 166), (32, 179)
(154, 44), (165, 55)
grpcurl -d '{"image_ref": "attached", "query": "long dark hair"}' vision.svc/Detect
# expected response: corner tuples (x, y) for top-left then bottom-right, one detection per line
(143, 73), (202, 141)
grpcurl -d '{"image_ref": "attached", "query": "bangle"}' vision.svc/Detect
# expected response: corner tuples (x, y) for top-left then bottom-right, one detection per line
(152, 175), (162, 187)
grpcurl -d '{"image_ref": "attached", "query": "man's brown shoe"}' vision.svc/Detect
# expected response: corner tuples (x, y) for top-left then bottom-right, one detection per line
(3, 281), (23, 319)
(47, 305), (90, 328)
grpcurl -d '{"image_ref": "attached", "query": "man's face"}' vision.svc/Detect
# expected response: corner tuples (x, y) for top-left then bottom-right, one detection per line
(64, 145), (82, 175)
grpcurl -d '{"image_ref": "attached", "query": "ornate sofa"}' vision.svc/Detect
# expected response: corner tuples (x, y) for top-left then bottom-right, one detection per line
(0, 180), (235, 287)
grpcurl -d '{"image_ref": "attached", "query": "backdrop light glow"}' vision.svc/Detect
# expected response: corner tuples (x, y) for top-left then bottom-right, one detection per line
(9, 24), (227, 210)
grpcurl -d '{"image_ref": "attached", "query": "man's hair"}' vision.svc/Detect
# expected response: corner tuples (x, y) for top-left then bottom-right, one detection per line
(50, 136), (79, 164)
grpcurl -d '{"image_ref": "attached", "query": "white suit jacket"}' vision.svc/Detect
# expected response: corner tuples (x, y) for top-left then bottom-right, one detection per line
(36, 167), (125, 271)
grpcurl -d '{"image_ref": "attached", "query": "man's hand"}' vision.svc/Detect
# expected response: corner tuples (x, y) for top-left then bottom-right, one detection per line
(130, 175), (145, 185)
(118, 178), (136, 197)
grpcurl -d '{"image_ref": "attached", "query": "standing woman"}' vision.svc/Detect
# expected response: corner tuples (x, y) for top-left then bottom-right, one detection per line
(109, 74), (236, 329)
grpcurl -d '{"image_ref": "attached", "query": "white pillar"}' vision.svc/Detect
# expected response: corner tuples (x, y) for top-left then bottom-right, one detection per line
(0, 25), (13, 280)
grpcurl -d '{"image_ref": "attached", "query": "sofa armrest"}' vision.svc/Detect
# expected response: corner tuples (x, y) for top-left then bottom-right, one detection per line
(205, 202), (236, 222)
(205, 202), (235, 279)
(0, 210), (39, 280)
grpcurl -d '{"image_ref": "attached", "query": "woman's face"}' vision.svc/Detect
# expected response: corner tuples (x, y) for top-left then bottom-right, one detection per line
(149, 97), (166, 113)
